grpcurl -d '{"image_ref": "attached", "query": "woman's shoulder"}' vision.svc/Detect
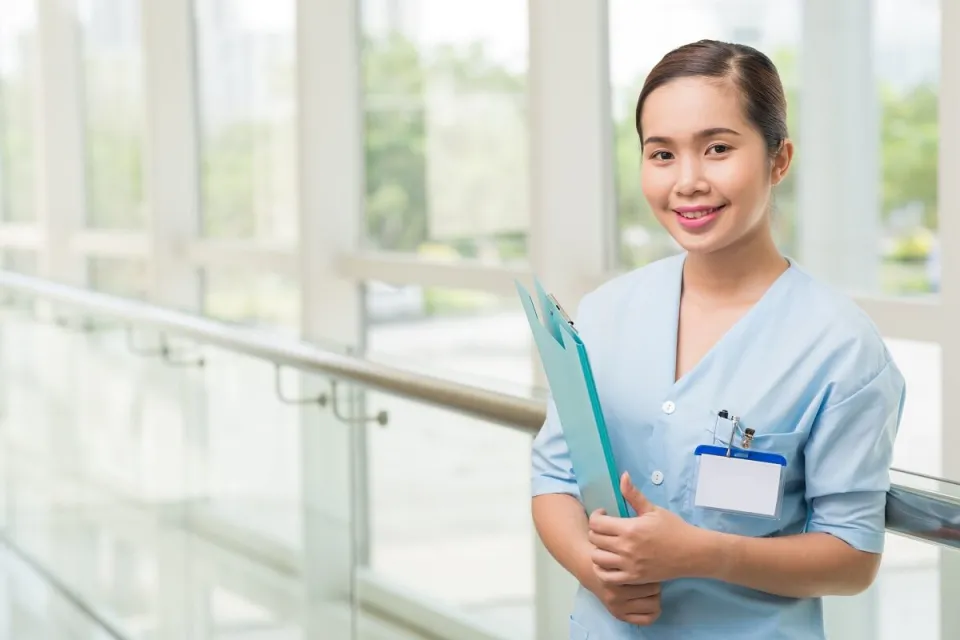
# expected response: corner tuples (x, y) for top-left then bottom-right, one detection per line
(786, 264), (901, 399)
(787, 264), (885, 343)
(578, 253), (682, 319)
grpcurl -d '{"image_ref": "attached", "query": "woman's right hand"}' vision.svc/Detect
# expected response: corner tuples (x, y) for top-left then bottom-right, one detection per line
(586, 570), (662, 626)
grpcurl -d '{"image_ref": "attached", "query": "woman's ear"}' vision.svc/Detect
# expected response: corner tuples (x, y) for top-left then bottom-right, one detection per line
(770, 139), (794, 186)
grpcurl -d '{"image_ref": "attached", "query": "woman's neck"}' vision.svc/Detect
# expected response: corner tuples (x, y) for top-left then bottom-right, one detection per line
(682, 228), (788, 304)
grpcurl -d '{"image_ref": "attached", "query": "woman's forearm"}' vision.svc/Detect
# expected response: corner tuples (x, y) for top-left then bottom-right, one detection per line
(690, 529), (881, 598)
(532, 493), (596, 587)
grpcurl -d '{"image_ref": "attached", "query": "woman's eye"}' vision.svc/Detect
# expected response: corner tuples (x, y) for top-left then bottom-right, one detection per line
(652, 151), (673, 161)
(709, 144), (730, 155)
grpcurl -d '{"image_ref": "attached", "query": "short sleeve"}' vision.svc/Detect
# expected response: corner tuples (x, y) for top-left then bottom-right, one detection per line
(531, 396), (581, 499)
(804, 359), (906, 553)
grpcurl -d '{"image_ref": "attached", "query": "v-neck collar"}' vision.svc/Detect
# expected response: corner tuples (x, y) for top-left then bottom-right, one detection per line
(666, 252), (795, 390)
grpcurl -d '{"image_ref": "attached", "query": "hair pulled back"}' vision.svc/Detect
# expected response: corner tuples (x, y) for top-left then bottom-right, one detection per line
(635, 39), (788, 158)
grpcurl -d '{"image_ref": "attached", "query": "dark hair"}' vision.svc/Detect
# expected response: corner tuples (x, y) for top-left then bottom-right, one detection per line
(635, 40), (788, 158)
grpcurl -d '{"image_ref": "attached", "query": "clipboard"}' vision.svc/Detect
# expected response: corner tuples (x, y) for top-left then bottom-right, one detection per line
(517, 278), (629, 518)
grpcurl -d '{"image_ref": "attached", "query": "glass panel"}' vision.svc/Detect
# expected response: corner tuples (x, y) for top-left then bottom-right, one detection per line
(364, 392), (534, 638)
(608, 0), (802, 269)
(1, 249), (36, 274)
(876, 534), (939, 640)
(0, 545), (122, 638)
(78, 0), (146, 230)
(364, 283), (534, 394)
(834, 531), (940, 640)
(194, 345), (302, 552)
(0, 0), (37, 223)
(886, 339), (941, 477)
(87, 257), (148, 298)
(195, 0), (297, 241)
(361, 0), (529, 263)
(201, 268), (299, 333)
(0, 310), (367, 637)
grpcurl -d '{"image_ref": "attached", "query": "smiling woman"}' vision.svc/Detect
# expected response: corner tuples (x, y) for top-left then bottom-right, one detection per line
(530, 40), (906, 639)
(636, 41), (792, 259)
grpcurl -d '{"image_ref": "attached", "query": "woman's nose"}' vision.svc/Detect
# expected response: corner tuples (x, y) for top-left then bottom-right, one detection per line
(675, 158), (707, 196)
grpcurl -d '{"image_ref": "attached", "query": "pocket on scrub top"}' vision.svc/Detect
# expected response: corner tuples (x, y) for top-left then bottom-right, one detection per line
(569, 616), (590, 640)
(689, 430), (806, 537)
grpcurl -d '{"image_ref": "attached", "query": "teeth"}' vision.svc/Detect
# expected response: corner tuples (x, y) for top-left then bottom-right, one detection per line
(679, 207), (720, 219)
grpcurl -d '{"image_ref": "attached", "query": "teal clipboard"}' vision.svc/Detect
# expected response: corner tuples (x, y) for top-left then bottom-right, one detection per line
(517, 278), (629, 518)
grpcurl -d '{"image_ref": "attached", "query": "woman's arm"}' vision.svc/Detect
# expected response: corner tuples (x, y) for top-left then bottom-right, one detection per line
(589, 475), (881, 599)
(692, 529), (881, 598)
(532, 493), (595, 585)
(535, 493), (664, 626)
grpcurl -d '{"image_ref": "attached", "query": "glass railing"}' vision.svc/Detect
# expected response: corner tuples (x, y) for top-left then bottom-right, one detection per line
(0, 277), (539, 640)
(0, 272), (959, 640)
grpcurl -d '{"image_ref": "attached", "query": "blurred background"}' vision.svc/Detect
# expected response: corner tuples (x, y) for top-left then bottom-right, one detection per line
(0, 0), (953, 639)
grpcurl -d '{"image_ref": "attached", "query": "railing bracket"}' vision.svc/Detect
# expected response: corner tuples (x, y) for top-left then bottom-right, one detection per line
(126, 328), (205, 368)
(274, 364), (328, 406)
(329, 380), (388, 427)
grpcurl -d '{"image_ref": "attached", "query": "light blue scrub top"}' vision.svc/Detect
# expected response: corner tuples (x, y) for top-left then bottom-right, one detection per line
(531, 253), (906, 640)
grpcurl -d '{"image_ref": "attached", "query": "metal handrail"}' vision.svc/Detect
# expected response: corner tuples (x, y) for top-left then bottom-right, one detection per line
(1, 270), (960, 550)
(0, 271), (544, 431)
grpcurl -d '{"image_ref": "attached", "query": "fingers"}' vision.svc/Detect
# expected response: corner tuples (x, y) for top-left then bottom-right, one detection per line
(621, 472), (655, 515)
(593, 566), (634, 586)
(588, 510), (628, 536)
(622, 582), (661, 599)
(621, 611), (661, 626)
(590, 547), (623, 571)
(609, 588), (661, 627)
(587, 528), (620, 552)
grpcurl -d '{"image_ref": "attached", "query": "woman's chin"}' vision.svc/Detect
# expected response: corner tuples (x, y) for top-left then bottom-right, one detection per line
(669, 230), (726, 255)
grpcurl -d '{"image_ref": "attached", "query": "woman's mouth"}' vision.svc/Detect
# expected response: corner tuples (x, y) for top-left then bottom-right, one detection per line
(674, 205), (725, 229)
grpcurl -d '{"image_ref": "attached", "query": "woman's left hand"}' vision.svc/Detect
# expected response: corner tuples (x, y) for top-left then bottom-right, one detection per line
(588, 472), (708, 585)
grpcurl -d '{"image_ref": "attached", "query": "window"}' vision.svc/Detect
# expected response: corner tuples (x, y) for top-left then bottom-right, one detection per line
(361, 0), (529, 265)
(365, 284), (532, 392)
(202, 268), (299, 333)
(88, 257), (147, 298)
(79, 0), (146, 230)
(195, 0), (297, 241)
(874, 0), (939, 295)
(0, 0), (37, 223)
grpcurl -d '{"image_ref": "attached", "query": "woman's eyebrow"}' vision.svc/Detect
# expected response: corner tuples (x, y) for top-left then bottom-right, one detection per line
(643, 127), (742, 147)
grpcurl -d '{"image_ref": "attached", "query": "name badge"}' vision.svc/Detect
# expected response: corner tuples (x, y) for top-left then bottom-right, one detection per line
(693, 445), (786, 518)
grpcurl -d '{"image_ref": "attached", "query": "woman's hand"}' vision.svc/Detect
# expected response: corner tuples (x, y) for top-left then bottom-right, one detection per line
(588, 472), (709, 586)
(584, 579), (661, 627)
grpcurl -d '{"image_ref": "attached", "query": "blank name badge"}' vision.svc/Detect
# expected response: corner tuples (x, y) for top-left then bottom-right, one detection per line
(693, 445), (787, 518)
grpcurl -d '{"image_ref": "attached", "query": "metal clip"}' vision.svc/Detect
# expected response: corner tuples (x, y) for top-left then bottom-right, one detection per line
(724, 414), (742, 457)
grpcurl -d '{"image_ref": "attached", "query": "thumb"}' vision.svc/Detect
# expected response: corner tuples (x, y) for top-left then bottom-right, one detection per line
(621, 472), (655, 515)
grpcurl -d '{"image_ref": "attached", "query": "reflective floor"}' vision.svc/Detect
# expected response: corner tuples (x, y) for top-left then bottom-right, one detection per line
(0, 452), (433, 640)
(0, 542), (116, 640)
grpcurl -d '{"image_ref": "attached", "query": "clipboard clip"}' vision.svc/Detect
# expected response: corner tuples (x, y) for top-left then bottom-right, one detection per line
(546, 294), (575, 329)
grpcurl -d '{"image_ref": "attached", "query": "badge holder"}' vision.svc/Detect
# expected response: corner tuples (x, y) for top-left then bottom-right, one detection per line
(693, 413), (787, 519)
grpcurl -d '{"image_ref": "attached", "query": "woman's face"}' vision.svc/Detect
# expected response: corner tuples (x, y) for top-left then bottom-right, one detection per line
(639, 76), (792, 256)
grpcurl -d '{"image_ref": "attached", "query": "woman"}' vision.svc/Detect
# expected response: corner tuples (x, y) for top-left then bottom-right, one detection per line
(531, 39), (905, 639)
